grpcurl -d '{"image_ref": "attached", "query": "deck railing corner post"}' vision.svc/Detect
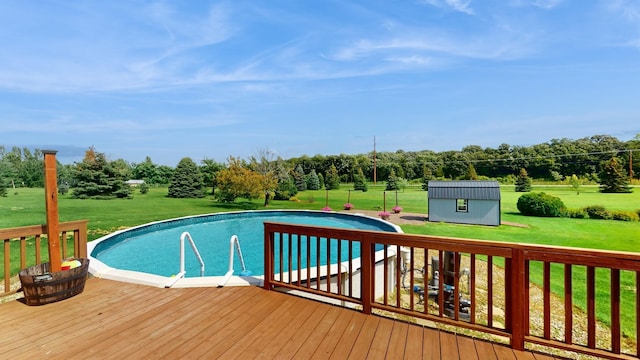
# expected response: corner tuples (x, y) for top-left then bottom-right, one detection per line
(263, 224), (273, 290)
(510, 247), (526, 351)
(360, 234), (373, 314)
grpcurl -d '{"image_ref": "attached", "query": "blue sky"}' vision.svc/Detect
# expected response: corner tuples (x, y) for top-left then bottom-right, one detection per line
(1, 1), (639, 166)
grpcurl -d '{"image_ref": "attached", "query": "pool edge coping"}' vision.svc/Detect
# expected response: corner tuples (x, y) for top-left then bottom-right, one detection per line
(87, 210), (402, 288)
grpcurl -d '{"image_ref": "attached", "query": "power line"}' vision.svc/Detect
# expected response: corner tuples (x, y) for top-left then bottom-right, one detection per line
(370, 149), (640, 166)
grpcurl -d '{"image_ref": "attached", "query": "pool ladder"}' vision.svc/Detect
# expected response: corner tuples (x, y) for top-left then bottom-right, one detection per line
(218, 235), (251, 287)
(164, 231), (205, 288)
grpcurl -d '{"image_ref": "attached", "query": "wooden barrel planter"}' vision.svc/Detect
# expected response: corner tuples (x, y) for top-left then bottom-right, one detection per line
(19, 258), (90, 306)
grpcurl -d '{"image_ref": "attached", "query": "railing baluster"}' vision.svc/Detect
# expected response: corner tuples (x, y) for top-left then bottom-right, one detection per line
(470, 253), (476, 324)
(306, 236), (311, 289)
(20, 236), (27, 269)
(35, 234), (41, 263)
(348, 240), (353, 296)
(564, 263), (573, 344)
(3, 239), (10, 293)
(587, 266), (596, 349)
(409, 246), (415, 311)
(487, 255), (493, 328)
(395, 244), (401, 308)
(544, 261), (551, 340)
(438, 250), (444, 318)
(316, 236), (320, 291)
(325, 237), (330, 292)
(611, 268), (620, 354)
(337, 238), (342, 296)
(61, 231), (68, 258)
(453, 251), (460, 321)
(287, 233), (292, 285)
(383, 245), (388, 306)
(423, 247), (428, 315)
(524, 260), (530, 336)
(296, 234), (301, 287)
(278, 232), (284, 285)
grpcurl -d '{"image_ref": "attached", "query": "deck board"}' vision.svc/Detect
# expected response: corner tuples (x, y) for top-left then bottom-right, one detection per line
(0, 278), (569, 359)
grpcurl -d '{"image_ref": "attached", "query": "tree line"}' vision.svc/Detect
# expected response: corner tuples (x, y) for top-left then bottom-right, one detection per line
(1, 134), (638, 198)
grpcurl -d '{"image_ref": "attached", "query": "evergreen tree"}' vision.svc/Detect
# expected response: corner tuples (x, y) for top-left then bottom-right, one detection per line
(465, 163), (478, 180)
(421, 164), (433, 191)
(515, 168), (532, 192)
(385, 168), (399, 191)
(293, 164), (307, 191)
(72, 147), (132, 199)
(306, 169), (320, 190)
(325, 164), (340, 190)
(168, 157), (206, 198)
(273, 161), (297, 200)
(274, 175), (297, 200)
(599, 157), (632, 193)
(353, 167), (368, 192)
(0, 158), (12, 196)
(200, 158), (225, 195)
(0, 177), (7, 197)
(318, 173), (325, 189)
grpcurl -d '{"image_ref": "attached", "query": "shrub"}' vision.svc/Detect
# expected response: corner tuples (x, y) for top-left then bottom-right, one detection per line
(565, 208), (588, 219)
(582, 205), (611, 220)
(274, 177), (297, 200)
(611, 211), (639, 222)
(58, 182), (70, 195)
(139, 182), (149, 194)
(517, 192), (565, 217)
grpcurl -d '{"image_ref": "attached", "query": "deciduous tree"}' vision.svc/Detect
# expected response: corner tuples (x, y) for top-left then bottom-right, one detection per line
(215, 157), (267, 202)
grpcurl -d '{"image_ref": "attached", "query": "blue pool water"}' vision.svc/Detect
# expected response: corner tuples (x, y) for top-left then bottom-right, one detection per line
(90, 210), (399, 277)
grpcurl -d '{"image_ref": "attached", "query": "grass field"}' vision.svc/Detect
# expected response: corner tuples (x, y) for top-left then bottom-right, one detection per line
(2, 184), (639, 339)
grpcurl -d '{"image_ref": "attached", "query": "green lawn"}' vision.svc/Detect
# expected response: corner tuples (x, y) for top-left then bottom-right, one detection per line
(2, 184), (639, 339)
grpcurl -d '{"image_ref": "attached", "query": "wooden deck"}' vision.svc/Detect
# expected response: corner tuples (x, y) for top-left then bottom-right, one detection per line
(0, 279), (564, 359)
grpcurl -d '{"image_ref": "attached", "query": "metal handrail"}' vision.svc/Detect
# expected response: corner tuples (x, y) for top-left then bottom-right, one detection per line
(218, 235), (251, 287)
(165, 231), (205, 287)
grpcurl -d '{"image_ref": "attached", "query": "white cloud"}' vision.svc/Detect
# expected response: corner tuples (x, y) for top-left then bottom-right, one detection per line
(329, 30), (534, 64)
(0, 2), (238, 93)
(606, 0), (640, 22)
(420, 0), (474, 15)
(507, 0), (564, 9)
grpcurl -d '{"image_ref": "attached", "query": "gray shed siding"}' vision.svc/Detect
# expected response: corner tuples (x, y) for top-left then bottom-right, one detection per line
(428, 198), (500, 226)
(428, 180), (501, 226)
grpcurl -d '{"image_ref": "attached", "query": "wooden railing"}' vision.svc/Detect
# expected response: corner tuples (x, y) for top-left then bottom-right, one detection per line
(264, 222), (640, 360)
(1, 220), (88, 295)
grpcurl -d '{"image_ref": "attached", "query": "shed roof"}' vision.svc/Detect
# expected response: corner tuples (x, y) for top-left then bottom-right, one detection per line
(428, 180), (500, 200)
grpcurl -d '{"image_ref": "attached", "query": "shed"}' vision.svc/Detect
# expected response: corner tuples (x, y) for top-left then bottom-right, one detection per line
(428, 180), (501, 226)
(125, 179), (145, 187)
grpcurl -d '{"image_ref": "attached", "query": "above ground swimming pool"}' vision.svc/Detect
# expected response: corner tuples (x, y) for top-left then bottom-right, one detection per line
(89, 210), (401, 283)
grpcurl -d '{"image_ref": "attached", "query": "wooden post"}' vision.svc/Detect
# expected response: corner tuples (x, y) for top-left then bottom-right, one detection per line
(43, 150), (61, 272)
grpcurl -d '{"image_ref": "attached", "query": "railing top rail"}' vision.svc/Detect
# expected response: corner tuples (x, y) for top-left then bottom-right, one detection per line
(0, 220), (89, 240)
